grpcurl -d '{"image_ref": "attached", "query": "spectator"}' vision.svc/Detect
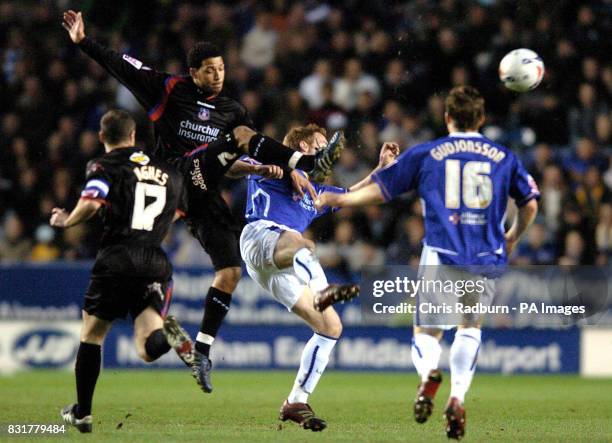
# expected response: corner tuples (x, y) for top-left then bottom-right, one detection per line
(575, 166), (611, 220)
(333, 58), (380, 111)
(564, 137), (608, 184)
(240, 9), (278, 70)
(333, 149), (370, 190)
(557, 202), (596, 264)
(0, 212), (32, 261)
(539, 164), (569, 233)
(30, 225), (60, 262)
(568, 83), (609, 143)
(596, 202), (612, 257)
(299, 59), (335, 110)
(515, 223), (556, 265)
(558, 230), (585, 265)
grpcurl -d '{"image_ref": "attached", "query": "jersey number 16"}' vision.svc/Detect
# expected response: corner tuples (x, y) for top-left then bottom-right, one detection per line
(445, 160), (492, 209)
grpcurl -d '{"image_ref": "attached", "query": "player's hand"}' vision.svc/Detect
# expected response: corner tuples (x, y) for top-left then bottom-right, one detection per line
(378, 142), (400, 169)
(50, 208), (69, 228)
(505, 231), (518, 256)
(255, 165), (283, 179)
(290, 170), (317, 201)
(62, 10), (86, 44)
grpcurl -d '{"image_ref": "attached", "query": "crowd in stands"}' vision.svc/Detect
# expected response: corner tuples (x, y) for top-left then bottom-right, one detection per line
(0, 1), (610, 275)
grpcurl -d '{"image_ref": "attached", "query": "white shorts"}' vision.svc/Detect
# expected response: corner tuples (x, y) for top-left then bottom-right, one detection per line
(416, 245), (496, 330)
(239, 220), (306, 310)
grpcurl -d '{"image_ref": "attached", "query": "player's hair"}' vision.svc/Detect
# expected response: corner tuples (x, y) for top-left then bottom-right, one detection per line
(100, 109), (136, 145)
(445, 86), (485, 131)
(283, 124), (327, 150)
(188, 42), (222, 68)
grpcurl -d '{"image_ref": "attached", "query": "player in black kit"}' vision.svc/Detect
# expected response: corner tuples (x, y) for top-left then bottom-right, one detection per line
(63, 10), (344, 393)
(52, 110), (196, 433)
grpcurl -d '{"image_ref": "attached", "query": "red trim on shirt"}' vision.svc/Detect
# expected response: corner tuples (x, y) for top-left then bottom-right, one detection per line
(148, 76), (185, 122)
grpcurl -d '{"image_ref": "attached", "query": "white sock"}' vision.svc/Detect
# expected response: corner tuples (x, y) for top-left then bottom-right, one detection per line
(293, 248), (328, 293)
(449, 328), (482, 403)
(288, 151), (303, 170)
(411, 333), (442, 382)
(196, 332), (214, 345)
(288, 333), (337, 403)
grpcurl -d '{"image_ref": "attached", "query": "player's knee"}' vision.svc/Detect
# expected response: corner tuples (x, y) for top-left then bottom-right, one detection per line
(80, 325), (108, 345)
(304, 238), (316, 251)
(288, 235), (313, 255)
(139, 349), (154, 362)
(134, 339), (155, 362)
(232, 126), (255, 151)
(320, 317), (342, 338)
(214, 266), (242, 293)
(80, 332), (105, 346)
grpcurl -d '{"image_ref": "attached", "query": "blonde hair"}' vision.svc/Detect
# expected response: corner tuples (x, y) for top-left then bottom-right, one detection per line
(282, 123), (327, 149)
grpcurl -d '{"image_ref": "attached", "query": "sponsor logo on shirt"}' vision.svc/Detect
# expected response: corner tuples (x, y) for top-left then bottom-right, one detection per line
(190, 158), (207, 190)
(197, 107), (210, 121)
(129, 151), (151, 165)
(122, 54), (143, 70)
(449, 212), (487, 225)
(527, 174), (540, 194)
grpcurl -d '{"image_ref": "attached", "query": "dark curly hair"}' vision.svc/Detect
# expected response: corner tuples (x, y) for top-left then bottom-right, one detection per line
(187, 42), (222, 68)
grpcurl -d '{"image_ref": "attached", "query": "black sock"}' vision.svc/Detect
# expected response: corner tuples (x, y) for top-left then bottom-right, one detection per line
(144, 329), (171, 361)
(75, 342), (101, 419)
(195, 287), (232, 356)
(248, 134), (315, 171)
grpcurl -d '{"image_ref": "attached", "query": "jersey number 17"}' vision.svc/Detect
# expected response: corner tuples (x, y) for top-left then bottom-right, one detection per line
(131, 182), (167, 231)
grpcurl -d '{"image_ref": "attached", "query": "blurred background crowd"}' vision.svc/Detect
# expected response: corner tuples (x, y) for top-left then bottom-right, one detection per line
(0, 0), (611, 275)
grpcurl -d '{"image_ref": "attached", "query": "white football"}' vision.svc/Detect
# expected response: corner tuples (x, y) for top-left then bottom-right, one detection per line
(498, 49), (545, 92)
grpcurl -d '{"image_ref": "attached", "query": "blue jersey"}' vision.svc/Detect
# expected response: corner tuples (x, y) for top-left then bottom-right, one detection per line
(245, 172), (345, 233)
(372, 132), (540, 266)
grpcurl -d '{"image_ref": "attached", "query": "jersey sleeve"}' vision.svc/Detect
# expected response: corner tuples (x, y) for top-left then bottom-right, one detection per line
(318, 184), (346, 195)
(234, 103), (254, 128)
(78, 37), (168, 110)
(371, 145), (425, 201)
(509, 155), (541, 206)
(81, 159), (113, 203)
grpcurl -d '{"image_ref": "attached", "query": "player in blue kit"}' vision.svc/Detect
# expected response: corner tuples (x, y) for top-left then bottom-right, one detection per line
(238, 124), (399, 431)
(315, 86), (539, 440)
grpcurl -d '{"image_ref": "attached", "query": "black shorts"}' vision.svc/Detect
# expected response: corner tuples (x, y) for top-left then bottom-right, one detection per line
(169, 140), (243, 271)
(84, 245), (173, 322)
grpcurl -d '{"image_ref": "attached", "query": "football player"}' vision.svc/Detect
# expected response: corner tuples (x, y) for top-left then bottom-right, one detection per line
(238, 124), (398, 431)
(62, 10), (342, 392)
(51, 110), (193, 433)
(315, 86), (539, 439)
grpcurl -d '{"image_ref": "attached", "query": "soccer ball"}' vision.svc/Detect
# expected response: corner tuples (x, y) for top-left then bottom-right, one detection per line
(498, 49), (545, 92)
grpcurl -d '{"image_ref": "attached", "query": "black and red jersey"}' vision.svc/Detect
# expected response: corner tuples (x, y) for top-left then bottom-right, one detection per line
(78, 37), (253, 161)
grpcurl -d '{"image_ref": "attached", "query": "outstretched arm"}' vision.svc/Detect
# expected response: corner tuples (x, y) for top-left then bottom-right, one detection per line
(316, 182), (385, 210)
(225, 161), (284, 179)
(50, 198), (102, 229)
(62, 10), (167, 112)
(348, 142), (400, 192)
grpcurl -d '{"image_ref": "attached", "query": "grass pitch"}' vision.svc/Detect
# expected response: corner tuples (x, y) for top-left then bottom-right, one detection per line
(1, 370), (611, 442)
